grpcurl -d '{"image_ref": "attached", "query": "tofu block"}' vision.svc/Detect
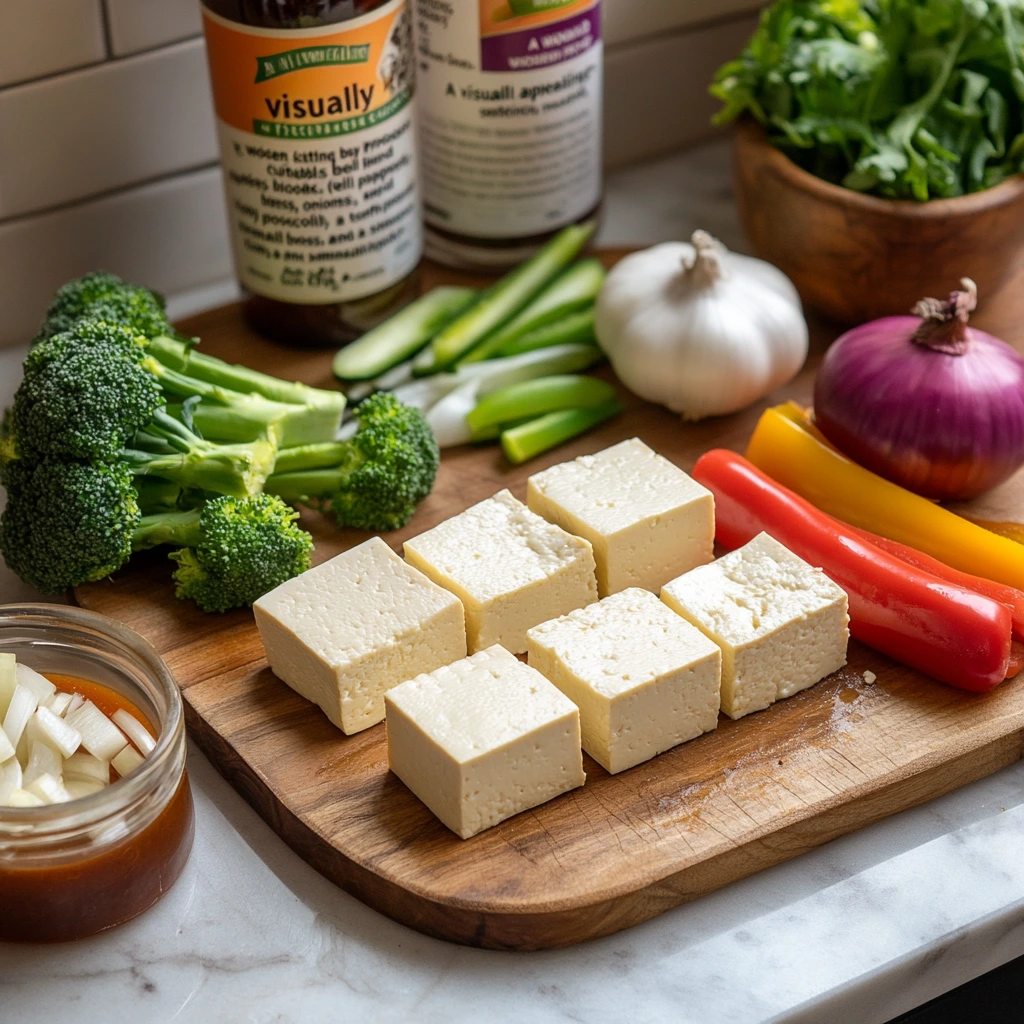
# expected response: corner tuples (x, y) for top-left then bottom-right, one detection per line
(385, 645), (585, 839)
(527, 588), (721, 773)
(403, 489), (597, 654)
(661, 532), (849, 720)
(527, 437), (714, 597)
(254, 537), (467, 735)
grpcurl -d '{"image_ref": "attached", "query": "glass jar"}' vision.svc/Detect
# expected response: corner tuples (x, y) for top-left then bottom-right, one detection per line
(0, 604), (194, 943)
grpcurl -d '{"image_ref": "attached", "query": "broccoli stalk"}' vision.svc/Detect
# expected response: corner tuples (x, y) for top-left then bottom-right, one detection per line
(265, 392), (439, 532)
(132, 494), (313, 612)
(122, 408), (277, 499)
(36, 273), (346, 446)
(148, 335), (346, 445)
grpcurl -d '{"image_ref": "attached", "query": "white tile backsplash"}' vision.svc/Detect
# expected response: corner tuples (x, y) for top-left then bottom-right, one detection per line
(0, 38), (217, 220)
(0, 0), (759, 347)
(0, 166), (230, 348)
(605, 0), (762, 47)
(603, 14), (757, 167)
(104, 0), (203, 57)
(0, 0), (107, 88)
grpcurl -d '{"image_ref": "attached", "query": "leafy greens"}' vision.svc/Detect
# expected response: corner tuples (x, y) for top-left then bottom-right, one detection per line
(711, 0), (1024, 199)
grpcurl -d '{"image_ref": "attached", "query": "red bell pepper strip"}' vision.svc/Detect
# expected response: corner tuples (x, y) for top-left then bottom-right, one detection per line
(839, 522), (1024, 642)
(691, 449), (1014, 693)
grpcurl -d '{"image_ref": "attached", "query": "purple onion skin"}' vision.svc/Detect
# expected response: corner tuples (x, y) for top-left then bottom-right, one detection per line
(814, 316), (1024, 500)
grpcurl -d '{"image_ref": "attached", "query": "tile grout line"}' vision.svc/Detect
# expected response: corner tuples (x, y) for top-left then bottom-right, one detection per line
(0, 161), (222, 231)
(97, 0), (116, 60)
(0, 32), (204, 93)
(603, 7), (761, 55)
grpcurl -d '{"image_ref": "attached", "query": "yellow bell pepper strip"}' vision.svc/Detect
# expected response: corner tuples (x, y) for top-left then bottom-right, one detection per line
(745, 406), (1024, 591)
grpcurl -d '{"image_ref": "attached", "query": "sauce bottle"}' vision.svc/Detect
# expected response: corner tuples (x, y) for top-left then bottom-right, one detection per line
(201, 0), (423, 347)
(412, 0), (603, 270)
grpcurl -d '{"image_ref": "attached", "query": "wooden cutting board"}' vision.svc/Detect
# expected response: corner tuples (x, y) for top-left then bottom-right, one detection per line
(73, 252), (1024, 950)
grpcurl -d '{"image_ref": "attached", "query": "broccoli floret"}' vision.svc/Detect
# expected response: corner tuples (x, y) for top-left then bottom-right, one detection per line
(0, 458), (141, 593)
(35, 273), (347, 447)
(36, 272), (171, 343)
(14, 322), (163, 460)
(265, 392), (439, 531)
(133, 494), (313, 612)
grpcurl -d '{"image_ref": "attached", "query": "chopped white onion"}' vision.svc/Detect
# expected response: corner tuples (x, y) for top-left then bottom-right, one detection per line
(63, 751), (110, 785)
(111, 744), (145, 779)
(64, 779), (105, 800)
(26, 772), (71, 804)
(2, 684), (39, 749)
(32, 706), (81, 759)
(65, 693), (84, 716)
(0, 726), (14, 765)
(0, 653), (15, 720)
(112, 709), (156, 755)
(0, 758), (22, 803)
(6, 788), (44, 807)
(45, 692), (74, 717)
(14, 663), (56, 704)
(64, 701), (127, 762)
(23, 739), (62, 787)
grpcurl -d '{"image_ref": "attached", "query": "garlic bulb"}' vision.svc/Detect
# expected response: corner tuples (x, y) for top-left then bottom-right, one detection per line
(594, 231), (808, 420)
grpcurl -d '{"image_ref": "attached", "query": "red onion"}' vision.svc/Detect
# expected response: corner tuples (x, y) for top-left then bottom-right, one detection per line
(813, 279), (1024, 500)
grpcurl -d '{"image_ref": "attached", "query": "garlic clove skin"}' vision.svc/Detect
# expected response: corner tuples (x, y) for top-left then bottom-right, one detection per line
(595, 235), (808, 420)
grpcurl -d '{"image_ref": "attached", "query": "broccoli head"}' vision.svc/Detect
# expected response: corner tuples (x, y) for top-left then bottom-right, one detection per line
(0, 458), (140, 593)
(36, 272), (171, 343)
(162, 494), (313, 612)
(265, 392), (440, 532)
(14, 321), (163, 460)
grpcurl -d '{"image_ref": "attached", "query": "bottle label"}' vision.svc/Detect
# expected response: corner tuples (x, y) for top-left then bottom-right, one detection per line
(202, 0), (422, 305)
(413, 0), (602, 240)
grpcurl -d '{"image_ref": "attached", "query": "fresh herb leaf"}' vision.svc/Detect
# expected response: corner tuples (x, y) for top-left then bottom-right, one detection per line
(712, 0), (1024, 199)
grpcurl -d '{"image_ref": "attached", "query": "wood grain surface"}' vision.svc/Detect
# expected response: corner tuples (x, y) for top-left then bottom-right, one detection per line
(74, 251), (1024, 950)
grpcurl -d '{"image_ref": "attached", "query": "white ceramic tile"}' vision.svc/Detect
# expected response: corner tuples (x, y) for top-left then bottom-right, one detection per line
(104, 0), (203, 57)
(0, 0), (106, 88)
(0, 165), (231, 349)
(0, 38), (217, 220)
(604, 0), (763, 48)
(603, 15), (757, 167)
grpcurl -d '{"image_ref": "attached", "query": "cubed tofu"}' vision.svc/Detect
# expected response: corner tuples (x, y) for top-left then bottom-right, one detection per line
(403, 489), (597, 654)
(527, 588), (721, 773)
(527, 438), (714, 597)
(254, 537), (467, 735)
(661, 532), (849, 720)
(385, 645), (585, 839)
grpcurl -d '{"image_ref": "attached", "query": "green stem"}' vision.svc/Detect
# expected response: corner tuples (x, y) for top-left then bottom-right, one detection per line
(149, 335), (347, 414)
(271, 441), (358, 475)
(500, 400), (623, 465)
(265, 467), (346, 503)
(496, 309), (596, 358)
(467, 374), (616, 432)
(431, 223), (595, 368)
(132, 509), (202, 551)
(458, 259), (604, 365)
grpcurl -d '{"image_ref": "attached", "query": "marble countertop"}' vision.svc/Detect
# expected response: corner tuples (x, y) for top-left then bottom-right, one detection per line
(4, 140), (1024, 1024)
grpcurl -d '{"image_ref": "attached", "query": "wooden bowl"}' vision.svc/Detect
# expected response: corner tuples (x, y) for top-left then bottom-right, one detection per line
(733, 119), (1024, 324)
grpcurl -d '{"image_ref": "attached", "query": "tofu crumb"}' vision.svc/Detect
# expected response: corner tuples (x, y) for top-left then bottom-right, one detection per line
(862, 670), (877, 685)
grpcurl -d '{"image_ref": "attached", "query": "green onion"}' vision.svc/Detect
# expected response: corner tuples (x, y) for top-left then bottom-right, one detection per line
(501, 400), (624, 464)
(430, 222), (594, 369)
(496, 309), (596, 358)
(332, 287), (478, 381)
(458, 258), (605, 365)
(466, 374), (617, 433)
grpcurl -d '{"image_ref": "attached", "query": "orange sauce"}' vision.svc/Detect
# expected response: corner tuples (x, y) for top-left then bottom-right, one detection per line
(0, 673), (194, 942)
